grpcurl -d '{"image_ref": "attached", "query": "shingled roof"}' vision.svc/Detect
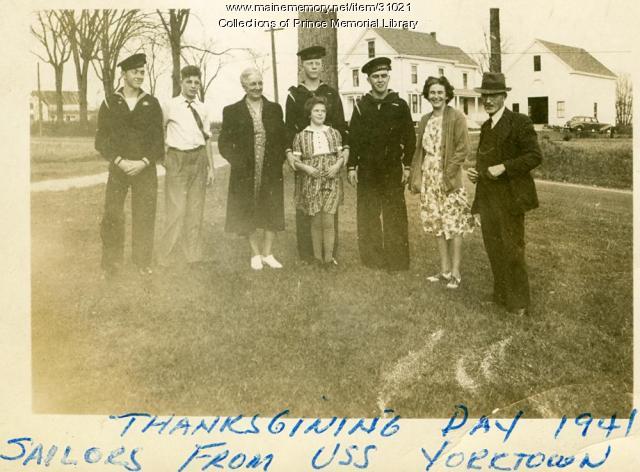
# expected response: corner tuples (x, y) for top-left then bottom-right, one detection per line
(30, 91), (80, 105)
(373, 28), (477, 67)
(537, 39), (616, 78)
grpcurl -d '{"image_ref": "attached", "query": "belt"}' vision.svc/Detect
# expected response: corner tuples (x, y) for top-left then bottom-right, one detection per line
(168, 145), (205, 153)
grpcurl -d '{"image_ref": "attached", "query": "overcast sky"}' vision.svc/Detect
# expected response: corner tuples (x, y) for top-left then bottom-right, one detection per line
(31, 0), (637, 120)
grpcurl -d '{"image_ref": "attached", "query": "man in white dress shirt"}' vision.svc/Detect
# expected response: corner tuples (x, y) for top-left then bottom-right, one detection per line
(158, 65), (214, 267)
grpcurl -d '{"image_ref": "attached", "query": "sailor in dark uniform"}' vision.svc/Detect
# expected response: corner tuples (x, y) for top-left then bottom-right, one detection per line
(347, 57), (415, 271)
(285, 45), (348, 264)
(95, 53), (164, 277)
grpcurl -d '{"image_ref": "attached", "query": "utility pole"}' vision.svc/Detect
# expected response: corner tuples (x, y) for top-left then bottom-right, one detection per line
(489, 8), (502, 73)
(265, 26), (284, 103)
(37, 62), (43, 137)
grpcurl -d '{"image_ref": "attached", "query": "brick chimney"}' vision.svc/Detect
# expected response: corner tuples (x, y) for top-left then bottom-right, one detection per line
(430, 32), (437, 41)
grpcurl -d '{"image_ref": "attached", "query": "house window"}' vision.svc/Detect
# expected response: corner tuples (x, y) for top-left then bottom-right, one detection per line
(557, 101), (565, 118)
(352, 69), (359, 87)
(462, 98), (468, 115)
(463, 73), (468, 88)
(367, 40), (375, 58)
(411, 65), (417, 84)
(594, 102), (598, 119)
(408, 93), (421, 114)
(533, 55), (541, 71)
(438, 67), (444, 77)
(512, 103), (520, 113)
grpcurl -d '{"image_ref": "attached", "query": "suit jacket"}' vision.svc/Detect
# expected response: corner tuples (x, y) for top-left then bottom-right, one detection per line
(471, 108), (542, 214)
(218, 96), (287, 234)
(409, 105), (470, 194)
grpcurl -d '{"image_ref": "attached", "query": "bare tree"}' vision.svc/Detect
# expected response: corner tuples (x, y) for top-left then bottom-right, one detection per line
(156, 9), (190, 97)
(57, 9), (101, 125)
(616, 73), (632, 129)
(181, 41), (237, 101)
(142, 31), (171, 96)
(476, 27), (511, 74)
(31, 11), (72, 125)
(246, 49), (270, 76)
(93, 9), (150, 98)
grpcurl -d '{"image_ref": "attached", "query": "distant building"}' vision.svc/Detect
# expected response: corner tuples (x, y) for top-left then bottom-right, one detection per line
(505, 39), (617, 126)
(339, 28), (482, 125)
(30, 91), (86, 122)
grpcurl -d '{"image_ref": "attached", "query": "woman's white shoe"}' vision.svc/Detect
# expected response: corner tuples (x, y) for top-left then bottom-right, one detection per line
(251, 255), (263, 270)
(261, 255), (283, 269)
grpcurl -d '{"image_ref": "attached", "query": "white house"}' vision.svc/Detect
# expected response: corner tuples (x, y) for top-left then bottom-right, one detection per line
(339, 28), (482, 125)
(30, 91), (82, 122)
(505, 39), (617, 127)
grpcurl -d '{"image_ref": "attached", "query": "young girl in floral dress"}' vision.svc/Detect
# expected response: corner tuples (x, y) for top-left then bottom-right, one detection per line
(292, 96), (345, 267)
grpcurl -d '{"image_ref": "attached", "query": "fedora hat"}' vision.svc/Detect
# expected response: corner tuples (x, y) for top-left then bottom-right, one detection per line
(474, 72), (511, 94)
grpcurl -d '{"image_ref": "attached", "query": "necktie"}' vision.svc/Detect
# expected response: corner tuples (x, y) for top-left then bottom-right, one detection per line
(187, 101), (208, 141)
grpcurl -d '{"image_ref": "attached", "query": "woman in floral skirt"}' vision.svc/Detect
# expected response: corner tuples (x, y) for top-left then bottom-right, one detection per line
(409, 76), (478, 288)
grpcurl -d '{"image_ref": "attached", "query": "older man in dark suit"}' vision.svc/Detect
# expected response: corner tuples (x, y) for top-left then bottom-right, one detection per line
(467, 73), (542, 316)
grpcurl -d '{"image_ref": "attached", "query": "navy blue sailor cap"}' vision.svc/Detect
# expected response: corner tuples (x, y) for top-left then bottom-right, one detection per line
(117, 53), (146, 71)
(297, 45), (326, 61)
(361, 57), (391, 75)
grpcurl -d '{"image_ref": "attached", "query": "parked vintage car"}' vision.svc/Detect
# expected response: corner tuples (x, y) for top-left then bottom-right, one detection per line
(564, 116), (612, 133)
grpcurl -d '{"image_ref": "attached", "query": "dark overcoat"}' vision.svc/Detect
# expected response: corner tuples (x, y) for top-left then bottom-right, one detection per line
(218, 96), (287, 234)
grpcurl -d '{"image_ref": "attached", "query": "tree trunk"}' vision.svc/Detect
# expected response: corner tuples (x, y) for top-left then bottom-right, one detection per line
(101, 27), (114, 98)
(297, 12), (338, 89)
(102, 51), (115, 100)
(79, 59), (89, 125)
(171, 44), (181, 97)
(170, 11), (182, 97)
(70, 45), (85, 125)
(54, 64), (64, 125)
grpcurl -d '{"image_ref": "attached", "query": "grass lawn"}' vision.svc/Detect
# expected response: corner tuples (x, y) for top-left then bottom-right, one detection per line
(32, 136), (633, 190)
(31, 164), (632, 418)
(534, 138), (633, 189)
(31, 136), (107, 181)
(466, 135), (632, 190)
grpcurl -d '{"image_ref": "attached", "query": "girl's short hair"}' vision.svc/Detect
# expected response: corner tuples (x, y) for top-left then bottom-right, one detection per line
(304, 95), (328, 117)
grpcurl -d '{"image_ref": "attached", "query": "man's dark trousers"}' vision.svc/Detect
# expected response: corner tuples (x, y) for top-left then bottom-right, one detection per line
(101, 164), (157, 270)
(477, 183), (530, 310)
(356, 164), (409, 271)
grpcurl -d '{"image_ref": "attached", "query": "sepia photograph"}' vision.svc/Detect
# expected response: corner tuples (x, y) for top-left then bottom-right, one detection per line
(26, 0), (633, 429)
